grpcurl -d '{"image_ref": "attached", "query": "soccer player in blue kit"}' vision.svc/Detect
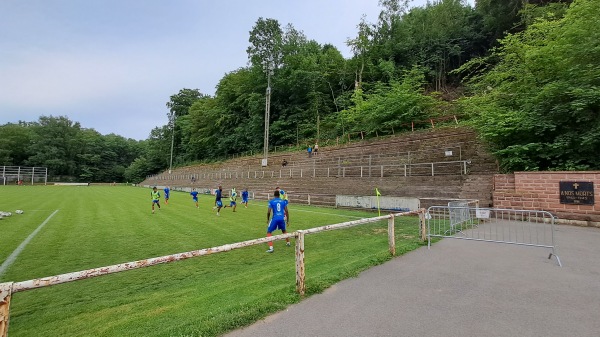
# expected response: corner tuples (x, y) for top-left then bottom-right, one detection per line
(190, 188), (199, 208)
(164, 186), (170, 204)
(241, 189), (249, 208)
(266, 189), (290, 253)
(212, 185), (223, 216)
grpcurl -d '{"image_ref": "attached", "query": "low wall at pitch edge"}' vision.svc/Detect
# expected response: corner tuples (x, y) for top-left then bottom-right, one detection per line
(53, 183), (90, 186)
(336, 195), (420, 212)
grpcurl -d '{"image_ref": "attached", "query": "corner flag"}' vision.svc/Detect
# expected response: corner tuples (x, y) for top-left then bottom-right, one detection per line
(375, 188), (381, 216)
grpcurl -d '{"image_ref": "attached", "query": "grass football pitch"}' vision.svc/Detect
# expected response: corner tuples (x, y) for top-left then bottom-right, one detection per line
(0, 185), (424, 336)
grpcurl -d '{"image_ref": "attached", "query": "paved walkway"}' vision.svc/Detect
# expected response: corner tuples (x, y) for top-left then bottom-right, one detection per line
(227, 225), (600, 337)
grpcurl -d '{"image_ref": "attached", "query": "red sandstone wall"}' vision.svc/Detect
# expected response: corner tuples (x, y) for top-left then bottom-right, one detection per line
(493, 172), (600, 226)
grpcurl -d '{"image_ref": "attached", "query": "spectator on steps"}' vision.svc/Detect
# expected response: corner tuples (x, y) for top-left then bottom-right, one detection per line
(281, 159), (288, 168)
(307, 145), (312, 158)
(314, 143), (319, 156)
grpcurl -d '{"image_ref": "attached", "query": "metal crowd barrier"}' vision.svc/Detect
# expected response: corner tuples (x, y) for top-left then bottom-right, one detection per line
(426, 206), (562, 266)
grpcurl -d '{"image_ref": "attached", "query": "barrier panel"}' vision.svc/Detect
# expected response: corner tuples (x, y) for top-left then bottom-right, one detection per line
(0, 210), (425, 337)
(426, 206), (562, 266)
(447, 201), (473, 232)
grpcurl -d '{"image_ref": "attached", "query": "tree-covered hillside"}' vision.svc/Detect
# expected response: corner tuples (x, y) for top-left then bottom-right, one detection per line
(459, 0), (598, 171)
(0, 116), (143, 182)
(3, 0), (595, 182)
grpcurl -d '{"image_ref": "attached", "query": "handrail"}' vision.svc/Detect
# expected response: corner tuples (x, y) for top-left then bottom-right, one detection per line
(146, 143), (467, 179)
(146, 126), (476, 179)
(147, 160), (471, 181)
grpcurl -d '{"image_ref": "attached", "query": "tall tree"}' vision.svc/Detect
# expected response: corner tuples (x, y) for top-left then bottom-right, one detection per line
(0, 123), (33, 166)
(346, 15), (373, 90)
(476, 0), (523, 43)
(166, 88), (206, 119)
(247, 18), (284, 71)
(165, 88), (208, 167)
(26, 116), (83, 177)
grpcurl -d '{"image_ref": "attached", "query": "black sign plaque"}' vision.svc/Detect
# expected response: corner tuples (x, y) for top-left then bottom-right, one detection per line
(559, 181), (595, 205)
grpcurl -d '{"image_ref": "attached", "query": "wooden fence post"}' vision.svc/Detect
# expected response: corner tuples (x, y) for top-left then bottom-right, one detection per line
(388, 216), (396, 256)
(295, 231), (306, 296)
(0, 283), (13, 337)
(419, 210), (427, 241)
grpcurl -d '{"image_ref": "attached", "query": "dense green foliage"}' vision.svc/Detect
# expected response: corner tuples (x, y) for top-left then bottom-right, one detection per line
(156, 0), (492, 169)
(1, 186), (423, 336)
(2, 0), (592, 181)
(459, 0), (598, 171)
(0, 116), (143, 182)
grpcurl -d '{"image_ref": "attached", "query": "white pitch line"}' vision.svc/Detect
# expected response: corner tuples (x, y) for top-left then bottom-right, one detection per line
(0, 209), (59, 278)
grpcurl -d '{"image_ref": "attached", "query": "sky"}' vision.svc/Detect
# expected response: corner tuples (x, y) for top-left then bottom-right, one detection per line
(0, 0), (473, 141)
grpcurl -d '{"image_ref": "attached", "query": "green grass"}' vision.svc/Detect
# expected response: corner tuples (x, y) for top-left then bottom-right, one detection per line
(0, 185), (425, 337)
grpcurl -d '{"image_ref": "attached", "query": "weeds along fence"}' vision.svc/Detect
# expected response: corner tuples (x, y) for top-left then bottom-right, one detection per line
(0, 210), (426, 337)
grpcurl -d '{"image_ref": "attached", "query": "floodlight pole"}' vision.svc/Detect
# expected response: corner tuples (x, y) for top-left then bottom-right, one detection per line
(263, 60), (273, 166)
(169, 112), (175, 174)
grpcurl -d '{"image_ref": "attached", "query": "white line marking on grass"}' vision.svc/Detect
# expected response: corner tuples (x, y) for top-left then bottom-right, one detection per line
(0, 209), (59, 278)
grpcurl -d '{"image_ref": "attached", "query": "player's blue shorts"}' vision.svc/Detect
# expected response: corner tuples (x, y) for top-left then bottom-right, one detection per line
(192, 197), (198, 202)
(267, 219), (286, 233)
(229, 201), (236, 206)
(165, 194), (170, 199)
(242, 197), (248, 203)
(216, 200), (223, 207)
(152, 199), (160, 204)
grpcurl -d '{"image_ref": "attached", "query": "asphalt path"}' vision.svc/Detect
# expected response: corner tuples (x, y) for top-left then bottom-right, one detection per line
(226, 224), (600, 337)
